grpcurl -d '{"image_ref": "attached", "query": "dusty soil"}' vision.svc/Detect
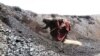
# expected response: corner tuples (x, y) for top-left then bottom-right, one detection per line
(0, 3), (100, 56)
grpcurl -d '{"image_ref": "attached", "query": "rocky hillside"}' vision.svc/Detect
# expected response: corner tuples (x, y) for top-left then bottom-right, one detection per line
(0, 3), (100, 56)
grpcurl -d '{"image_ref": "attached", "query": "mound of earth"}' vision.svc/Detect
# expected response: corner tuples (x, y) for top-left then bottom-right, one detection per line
(0, 3), (100, 56)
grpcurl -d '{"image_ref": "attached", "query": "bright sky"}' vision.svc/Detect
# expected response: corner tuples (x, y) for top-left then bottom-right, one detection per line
(0, 0), (100, 15)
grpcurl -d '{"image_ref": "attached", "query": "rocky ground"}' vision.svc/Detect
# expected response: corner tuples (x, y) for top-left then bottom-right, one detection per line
(0, 3), (100, 56)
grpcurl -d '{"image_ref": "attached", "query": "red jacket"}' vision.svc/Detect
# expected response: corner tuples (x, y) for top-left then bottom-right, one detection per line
(56, 19), (71, 42)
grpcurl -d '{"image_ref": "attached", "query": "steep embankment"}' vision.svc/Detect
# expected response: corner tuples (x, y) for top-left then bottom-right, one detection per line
(0, 3), (100, 56)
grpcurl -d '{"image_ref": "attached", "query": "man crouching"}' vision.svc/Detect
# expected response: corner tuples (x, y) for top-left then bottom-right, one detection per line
(42, 18), (71, 42)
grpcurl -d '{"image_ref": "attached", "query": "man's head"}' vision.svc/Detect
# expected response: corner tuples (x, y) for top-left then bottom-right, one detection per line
(43, 19), (57, 29)
(43, 19), (51, 24)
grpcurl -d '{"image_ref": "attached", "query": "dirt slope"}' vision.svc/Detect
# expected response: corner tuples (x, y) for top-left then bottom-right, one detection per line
(0, 3), (100, 56)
